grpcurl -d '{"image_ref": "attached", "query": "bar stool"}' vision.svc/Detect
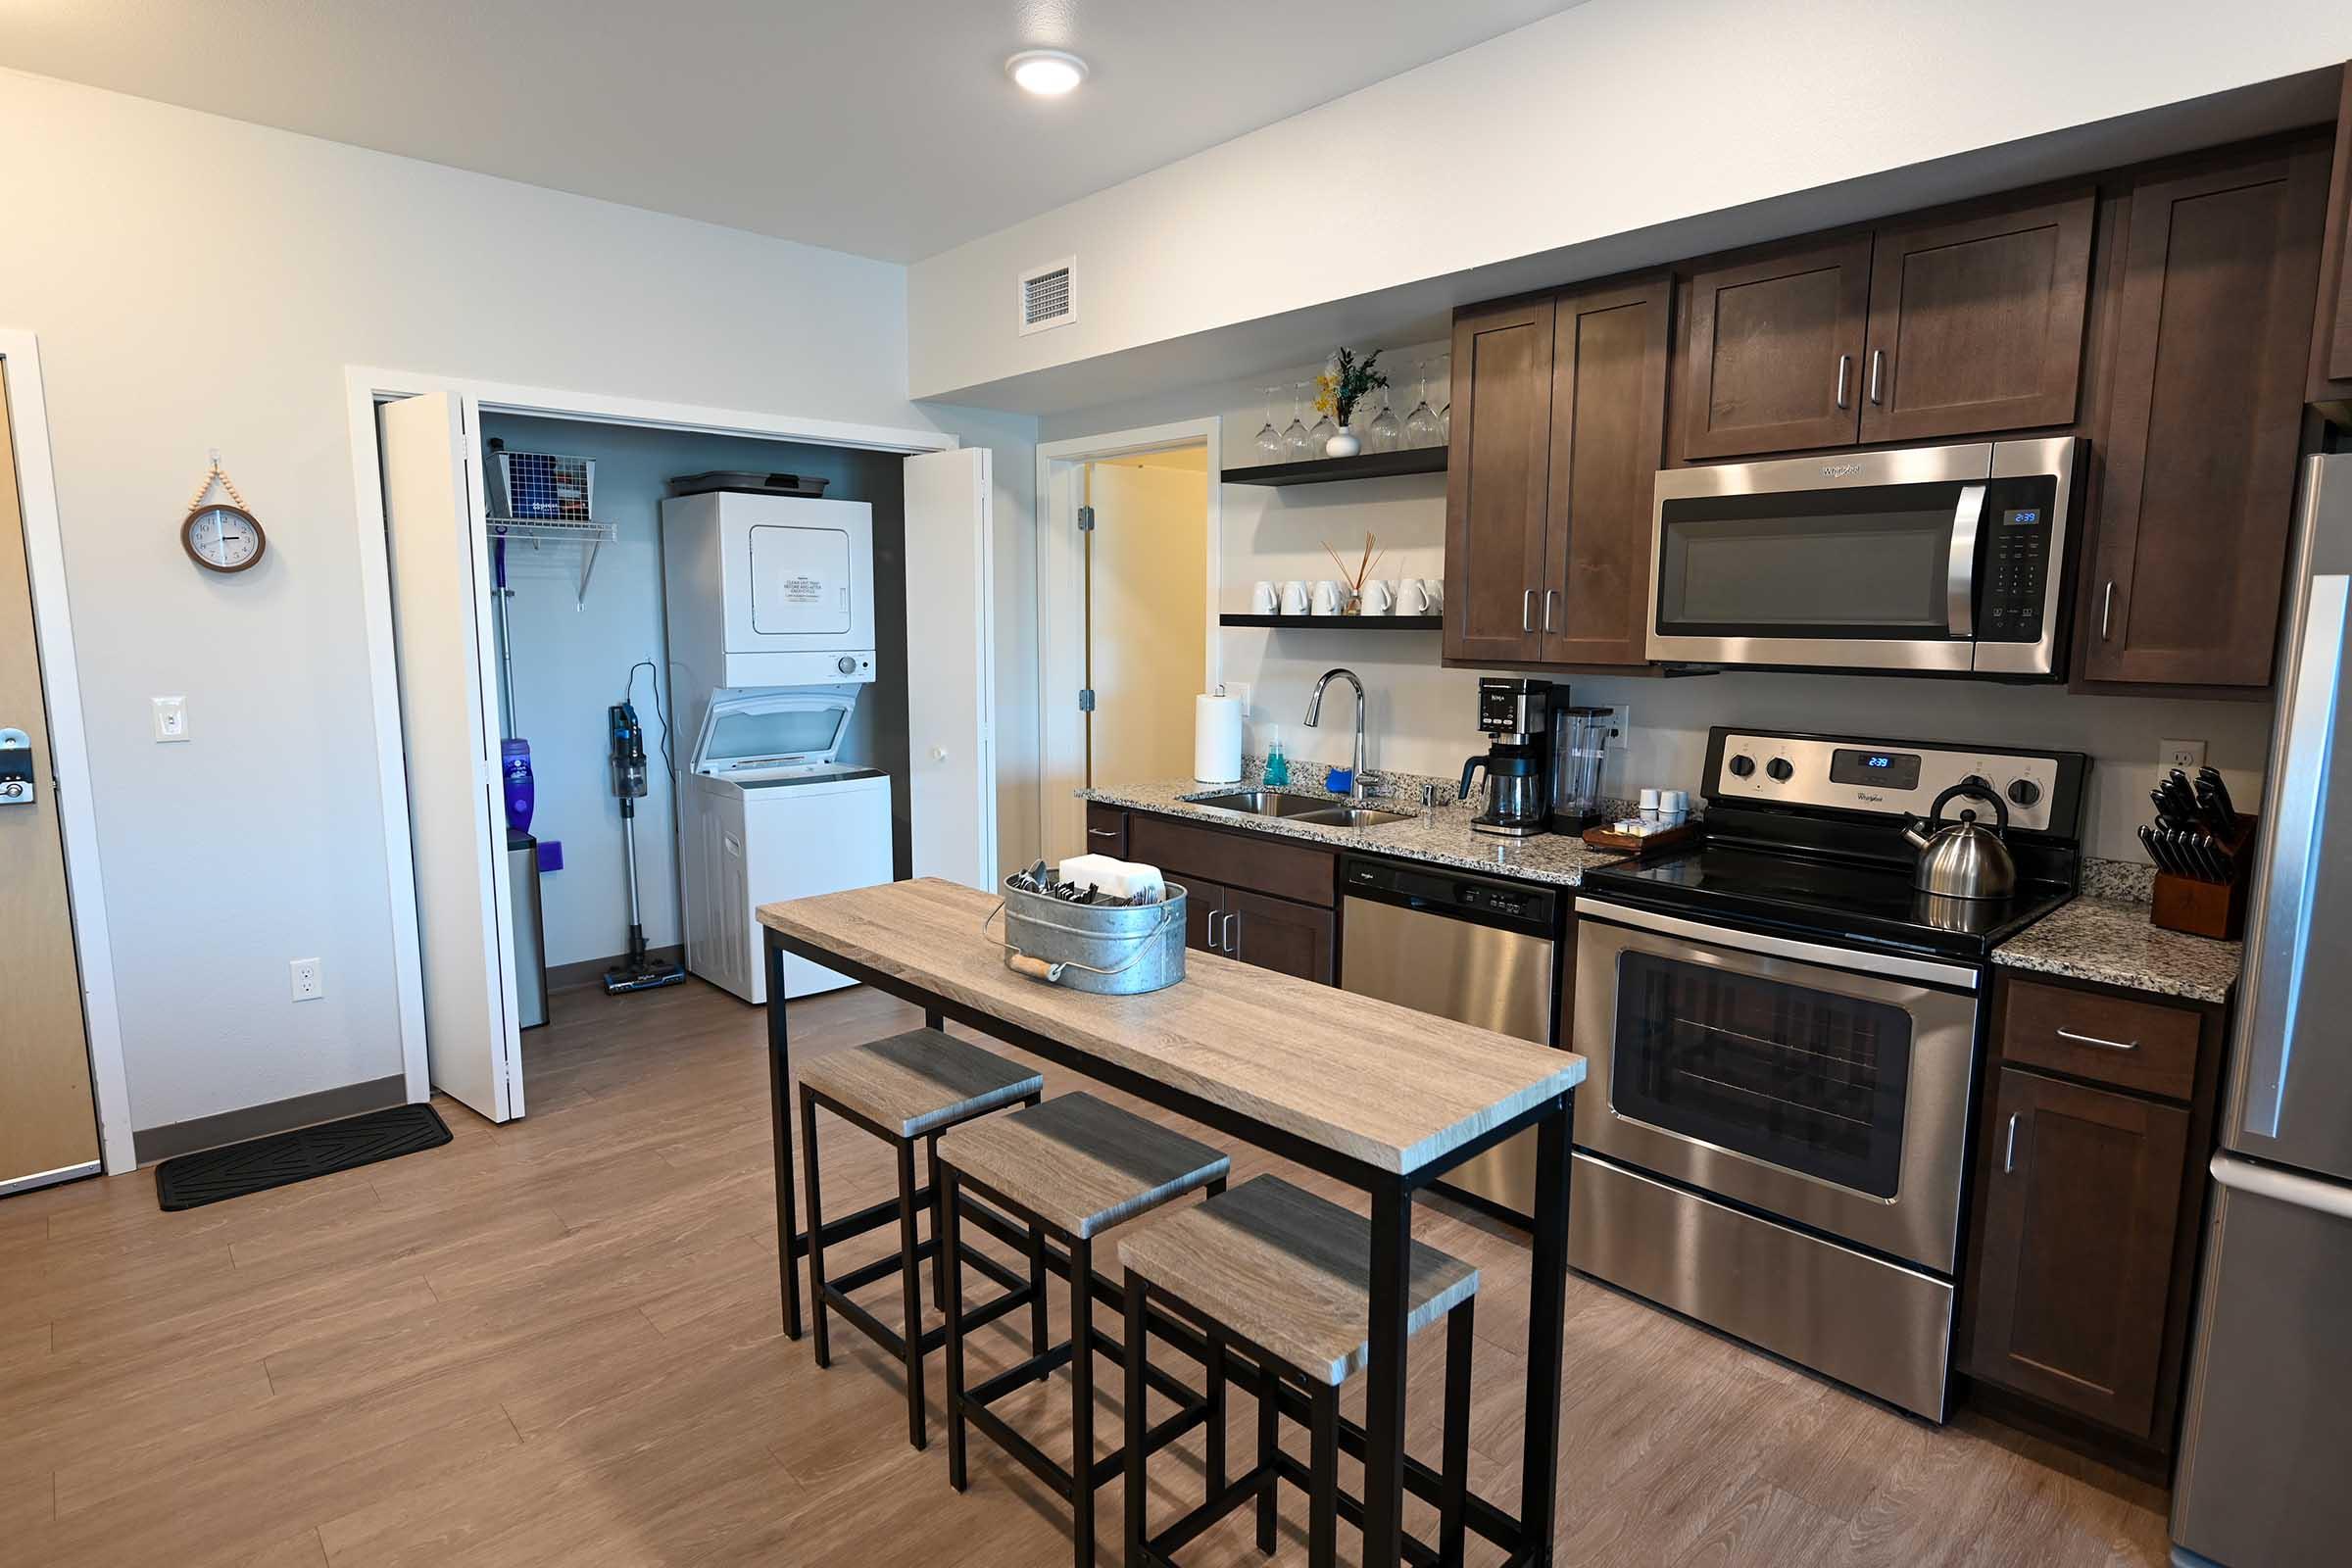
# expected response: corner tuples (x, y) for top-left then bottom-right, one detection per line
(936, 1092), (1231, 1568)
(1116, 1175), (1481, 1568)
(798, 1027), (1047, 1449)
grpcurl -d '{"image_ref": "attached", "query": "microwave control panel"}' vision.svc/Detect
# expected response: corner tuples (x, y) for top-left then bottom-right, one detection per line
(1711, 731), (2067, 834)
(1979, 503), (2053, 643)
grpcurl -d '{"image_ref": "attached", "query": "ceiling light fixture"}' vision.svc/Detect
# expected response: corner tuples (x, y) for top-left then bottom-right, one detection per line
(1006, 49), (1088, 97)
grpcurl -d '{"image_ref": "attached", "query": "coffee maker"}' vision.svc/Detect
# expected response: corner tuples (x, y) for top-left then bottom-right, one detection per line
(1459, 677), (1565, 837)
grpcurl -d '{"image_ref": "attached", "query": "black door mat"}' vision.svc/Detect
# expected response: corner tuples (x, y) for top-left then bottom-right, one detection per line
(155, 1102), (452, 1211)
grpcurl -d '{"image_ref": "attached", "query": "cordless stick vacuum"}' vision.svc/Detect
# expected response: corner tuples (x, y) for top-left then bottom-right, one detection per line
(602, 701), (686, 995)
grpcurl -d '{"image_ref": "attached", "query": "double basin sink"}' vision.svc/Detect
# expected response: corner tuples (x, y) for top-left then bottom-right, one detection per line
(1185, 788), (1415, 830)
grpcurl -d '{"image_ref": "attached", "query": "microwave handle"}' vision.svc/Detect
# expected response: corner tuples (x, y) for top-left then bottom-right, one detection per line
(1946, 483), (1986, 639)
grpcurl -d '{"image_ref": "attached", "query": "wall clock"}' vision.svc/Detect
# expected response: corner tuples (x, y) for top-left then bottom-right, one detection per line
(182, 454), (267, 574)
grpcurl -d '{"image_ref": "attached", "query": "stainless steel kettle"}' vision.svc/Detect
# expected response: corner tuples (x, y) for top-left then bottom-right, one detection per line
(1902, 782), (2017, 900)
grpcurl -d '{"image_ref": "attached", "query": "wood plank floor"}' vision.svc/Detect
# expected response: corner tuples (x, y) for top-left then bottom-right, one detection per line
(0, 979), (2172, 1565)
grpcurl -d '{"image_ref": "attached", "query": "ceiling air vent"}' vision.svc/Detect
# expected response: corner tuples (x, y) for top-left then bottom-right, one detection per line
(1019, 257), (1077, 335)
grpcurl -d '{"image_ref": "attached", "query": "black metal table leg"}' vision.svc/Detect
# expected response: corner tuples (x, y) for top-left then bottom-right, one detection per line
(800, 1089), (831, 1367)
(1519, 1101), (1573, 1565)
(1069, 1237), (1097, 1568)
(1361, 1178), (1411, 1565)
(765, 932), (802, 1341)
(1441, 1296), (1474, 1567)
(1123, 1274), (1151, 1560)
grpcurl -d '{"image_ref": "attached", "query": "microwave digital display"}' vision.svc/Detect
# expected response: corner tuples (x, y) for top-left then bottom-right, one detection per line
(1829, 748), (1922, 790)
(2003, 508), (2041, 527)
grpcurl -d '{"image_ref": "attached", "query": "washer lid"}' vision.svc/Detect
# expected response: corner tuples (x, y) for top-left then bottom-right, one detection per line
(692, 685), (860, 776)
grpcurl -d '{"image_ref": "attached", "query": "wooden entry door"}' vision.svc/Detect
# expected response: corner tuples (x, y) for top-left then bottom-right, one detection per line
(0, 361), (100, 1192)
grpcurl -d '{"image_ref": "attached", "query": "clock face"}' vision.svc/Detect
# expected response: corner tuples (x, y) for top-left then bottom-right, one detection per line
(184, 505), (265, 573)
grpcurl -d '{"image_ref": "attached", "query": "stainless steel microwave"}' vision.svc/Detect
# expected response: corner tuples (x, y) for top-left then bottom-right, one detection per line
(1646, 437), (2083, 677)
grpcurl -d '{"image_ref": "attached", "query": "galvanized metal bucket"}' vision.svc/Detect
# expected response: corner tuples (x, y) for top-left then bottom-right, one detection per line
(984, 878), (1189, 995)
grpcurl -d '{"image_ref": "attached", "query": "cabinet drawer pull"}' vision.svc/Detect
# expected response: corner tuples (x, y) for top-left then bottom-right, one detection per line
(2056, 1026), (2138, 1053)
(1836, 354), (1852, 411)
(1087, 827), (1119, 840)
(1522, 589), (1535, 633)
(2100, 580), (2115, 641)
(1203, 910), (1222, 950)
(1543, 588), (1558, 634)
(2004, 1112), (2021, 1174)
(1224, 910), (1242, 956)
(1867, 349), (1885, 406)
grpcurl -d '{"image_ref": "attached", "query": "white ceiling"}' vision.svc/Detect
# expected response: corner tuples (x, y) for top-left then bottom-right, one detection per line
(0, 0), (1580, 263)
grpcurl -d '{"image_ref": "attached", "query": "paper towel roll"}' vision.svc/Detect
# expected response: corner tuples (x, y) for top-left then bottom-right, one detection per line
(1194, 694), (1244, 784)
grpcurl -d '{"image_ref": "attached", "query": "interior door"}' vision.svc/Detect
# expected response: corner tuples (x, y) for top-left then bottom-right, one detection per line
(380, 392), (519, 1122)
(1085, 457), (1208, 787)
(0, 362), (100, 1191)
(903, 447), (998, 889)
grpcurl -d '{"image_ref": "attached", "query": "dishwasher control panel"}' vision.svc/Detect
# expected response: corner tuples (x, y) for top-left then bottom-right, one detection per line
(1342, 855), (1557, 932)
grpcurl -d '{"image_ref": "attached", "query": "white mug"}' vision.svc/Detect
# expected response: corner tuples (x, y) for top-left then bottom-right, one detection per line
(1360, 578), (1396, 615)
(1250, 580), (1280, 613)
(1421, 577), (1445, 611)
(1397, 578), (1432, 615)
(1311, 579), (1346, 615)
(1279, 580), (1310, 615)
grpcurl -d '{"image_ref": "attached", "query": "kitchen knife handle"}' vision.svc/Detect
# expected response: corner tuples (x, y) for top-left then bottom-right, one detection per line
(2057, 1027), (2139, 1053)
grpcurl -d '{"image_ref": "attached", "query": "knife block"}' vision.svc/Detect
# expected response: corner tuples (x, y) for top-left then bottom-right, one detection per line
(2150, 815), (2256, 942)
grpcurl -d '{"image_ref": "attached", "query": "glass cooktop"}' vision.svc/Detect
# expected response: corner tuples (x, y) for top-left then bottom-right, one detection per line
(1580, 842), (2074, 960)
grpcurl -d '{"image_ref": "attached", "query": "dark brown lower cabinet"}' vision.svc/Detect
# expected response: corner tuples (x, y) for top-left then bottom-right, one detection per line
(1965, 1065), (2190, 1441)
(1131, 811), (1339, 986)
(1218, 886), (1335, 984)
(1180, 875), (1229, 956)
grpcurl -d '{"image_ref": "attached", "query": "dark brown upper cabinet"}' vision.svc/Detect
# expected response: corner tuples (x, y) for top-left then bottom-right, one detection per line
(2312, 62), (2352, 419)
(1444, 295), (1554, 664)
(1677, 235), (1873, 460)
(2081, 143), (2330, 688)
(1859, 192), (2095, 442)
(1540, 273), (1672, 665)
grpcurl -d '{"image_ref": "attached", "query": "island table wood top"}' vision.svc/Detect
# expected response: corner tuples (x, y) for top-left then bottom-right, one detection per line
(760, 877), (1585, 1177)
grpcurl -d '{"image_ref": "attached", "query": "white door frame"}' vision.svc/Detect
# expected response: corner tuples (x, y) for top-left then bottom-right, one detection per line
(1033, 418), (1222, 859)
(1, 331), (135, 1175)
(344, 365), (957, 1105)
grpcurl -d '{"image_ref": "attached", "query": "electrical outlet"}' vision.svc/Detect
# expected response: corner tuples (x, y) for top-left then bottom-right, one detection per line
(2160, 738), (2207, 773)
(151, 696), (190, 743)
(290, 957), (323, 1002)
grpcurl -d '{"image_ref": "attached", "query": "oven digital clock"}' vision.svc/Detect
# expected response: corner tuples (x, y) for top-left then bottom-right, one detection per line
(1829, 749), (1923, 790)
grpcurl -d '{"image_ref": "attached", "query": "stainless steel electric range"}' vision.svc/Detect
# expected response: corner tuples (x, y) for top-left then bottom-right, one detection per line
(1569, 726), (2088, 1420)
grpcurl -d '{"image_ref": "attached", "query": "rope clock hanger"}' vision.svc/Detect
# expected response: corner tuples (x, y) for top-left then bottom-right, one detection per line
(181, 451), (267, 574)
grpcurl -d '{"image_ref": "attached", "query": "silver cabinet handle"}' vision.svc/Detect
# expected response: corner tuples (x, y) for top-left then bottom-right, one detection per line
(1836, 354), (1852, 411)
(1521, 589), (1535, 633)
(2100, 580), (2115, 641)
(1087, 827), (1119, 840)
(2004, 1112), (2021, 1173)
(2056, 1026), (2138, 1053)
(1868, 349), (1885, 406)
(1543, 588), (1558, 634)
(1204, 909), (1224, 951)
(1224, 910), (1241, 956)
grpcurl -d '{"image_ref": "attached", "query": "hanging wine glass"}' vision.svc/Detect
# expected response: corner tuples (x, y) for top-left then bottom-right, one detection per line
(1434, 355), (1452, 444)
(1366, 382), (1402, 453)
(1404, 359), (1443, 448)
(1281, 381), (1315, 464)
(1254, 386), (1286, 465)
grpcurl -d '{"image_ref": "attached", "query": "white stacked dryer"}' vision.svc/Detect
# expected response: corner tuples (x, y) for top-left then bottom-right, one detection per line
(663, 492), (892, 1003)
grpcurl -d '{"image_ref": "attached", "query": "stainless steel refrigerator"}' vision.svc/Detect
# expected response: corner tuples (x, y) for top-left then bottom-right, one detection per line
(2171, 453), (2352, 1568)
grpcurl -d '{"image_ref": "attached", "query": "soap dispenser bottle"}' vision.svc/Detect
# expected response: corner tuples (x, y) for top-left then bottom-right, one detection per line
(1263, 724), (1290, 787)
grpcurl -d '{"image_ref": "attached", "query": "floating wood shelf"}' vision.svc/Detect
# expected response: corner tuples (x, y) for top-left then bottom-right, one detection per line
(1219, 448), (1446, 486)
(1220, 614), (1443, 631)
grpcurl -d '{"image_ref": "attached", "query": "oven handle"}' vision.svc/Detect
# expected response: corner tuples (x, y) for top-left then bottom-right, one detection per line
(1946, 482), (1986, 639)
(1574, 897), (1981, 993)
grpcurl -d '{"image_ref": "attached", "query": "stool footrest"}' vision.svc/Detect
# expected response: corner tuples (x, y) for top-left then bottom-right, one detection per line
(1268, 1451), (1442, 1568)
(1143, 1469), (1272, 1560)
(820, 1274), (1034, 1362)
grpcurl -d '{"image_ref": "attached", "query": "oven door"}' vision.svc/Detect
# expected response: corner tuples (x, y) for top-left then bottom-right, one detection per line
(1573, 899), (1982, 1273)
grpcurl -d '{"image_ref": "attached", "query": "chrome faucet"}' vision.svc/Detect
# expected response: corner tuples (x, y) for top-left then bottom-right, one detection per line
(1303, 667), (1367, 800)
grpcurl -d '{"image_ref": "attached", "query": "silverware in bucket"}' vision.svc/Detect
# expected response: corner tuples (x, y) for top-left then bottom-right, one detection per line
(984, 877), (1188, 995)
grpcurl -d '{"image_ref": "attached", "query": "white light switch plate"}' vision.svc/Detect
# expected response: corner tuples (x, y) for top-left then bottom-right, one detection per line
(152, 696), (190, 743)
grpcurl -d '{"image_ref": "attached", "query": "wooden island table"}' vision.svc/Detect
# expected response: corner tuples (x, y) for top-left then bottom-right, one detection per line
(760, 877), (1586, 1566)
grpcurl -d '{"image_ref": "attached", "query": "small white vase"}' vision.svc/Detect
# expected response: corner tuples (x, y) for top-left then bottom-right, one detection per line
(1324, 426), (1361, 459)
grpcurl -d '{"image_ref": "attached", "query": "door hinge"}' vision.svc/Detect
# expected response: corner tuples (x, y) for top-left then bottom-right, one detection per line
(1076, 506), (1096, 533)
(1077, 689), (1096, 712)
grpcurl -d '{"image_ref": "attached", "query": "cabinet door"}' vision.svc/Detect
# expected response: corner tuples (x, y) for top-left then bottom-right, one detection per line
(2082, 145), (2330, 687)
(1540, 273), (1672, 665)
(2312, 63), (2352, 414)
(1221, 887), (1335, 985)
(1445, 295), (1553, 663)
(1965, 1068), (2190, 1439)
(1677, 235), (1872, 460)
(1858, 191), (2095, 442)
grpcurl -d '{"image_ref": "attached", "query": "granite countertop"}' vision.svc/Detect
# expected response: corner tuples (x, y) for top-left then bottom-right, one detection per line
(1991, 894), (2242, 1004)
(1079, 777), (1629, 888)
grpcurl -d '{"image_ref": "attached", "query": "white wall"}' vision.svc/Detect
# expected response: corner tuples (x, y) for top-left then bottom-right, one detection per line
(0, 69), (1032, 1136)
(911, 0), (2352, 404)
(1045, 368), (2277, 865)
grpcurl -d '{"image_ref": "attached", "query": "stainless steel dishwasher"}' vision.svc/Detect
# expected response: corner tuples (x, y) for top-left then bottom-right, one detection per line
(1338, 855), (1561, 1219)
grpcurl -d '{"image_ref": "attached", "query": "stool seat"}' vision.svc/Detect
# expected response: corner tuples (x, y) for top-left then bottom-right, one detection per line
(798, 1028), (1043, 1139)
(937, 1093), (1229, 1240)
(1118, 1175), (1478, 1387)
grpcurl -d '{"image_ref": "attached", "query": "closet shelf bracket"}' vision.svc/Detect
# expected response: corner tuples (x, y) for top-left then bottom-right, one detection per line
(486, 517), (619, 608)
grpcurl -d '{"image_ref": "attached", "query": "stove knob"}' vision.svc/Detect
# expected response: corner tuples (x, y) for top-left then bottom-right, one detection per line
(1765, 758), (1794, 782)
(2007, 778), (2041, 808)
(1962, 773), (1990, 791)
(1727, 755), (1756, 778)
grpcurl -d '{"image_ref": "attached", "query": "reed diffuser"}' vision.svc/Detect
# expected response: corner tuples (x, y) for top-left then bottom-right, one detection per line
(1322, 531), (1384, 615)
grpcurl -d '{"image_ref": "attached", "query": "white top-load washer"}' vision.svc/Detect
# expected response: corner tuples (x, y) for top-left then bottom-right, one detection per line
(678, 686), (893, 1004)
